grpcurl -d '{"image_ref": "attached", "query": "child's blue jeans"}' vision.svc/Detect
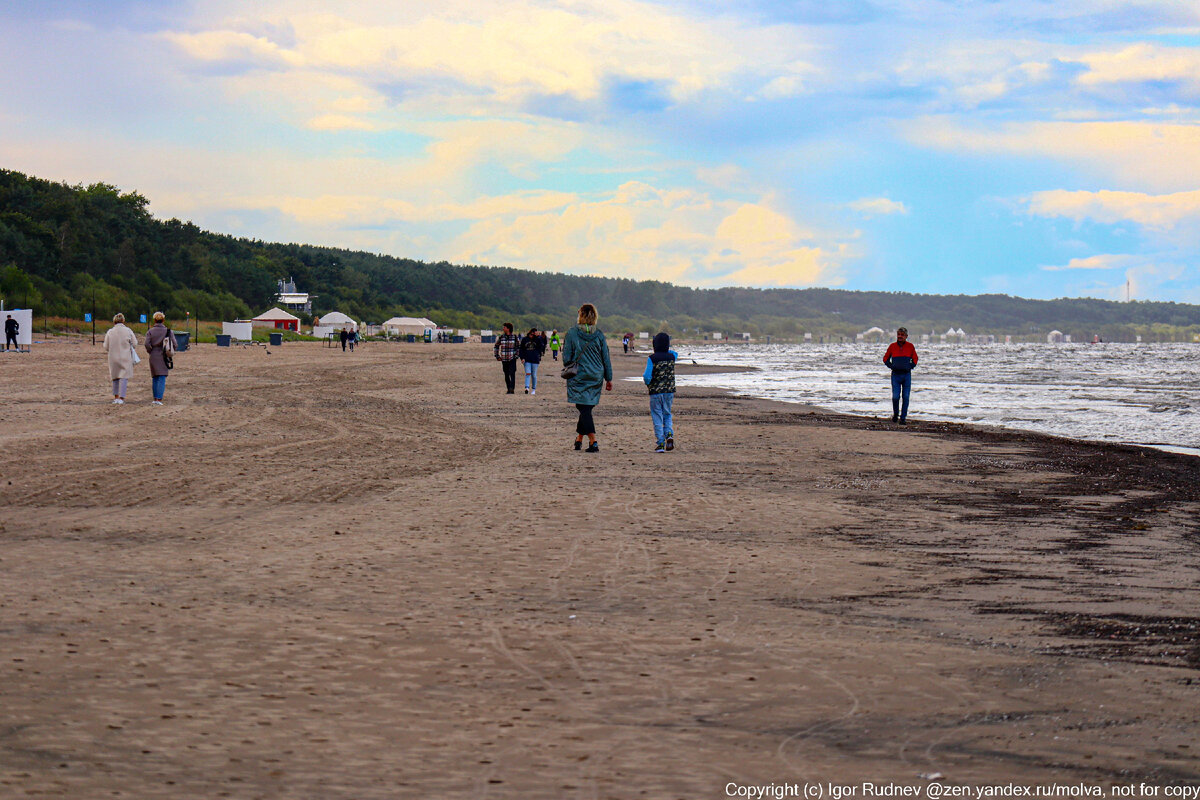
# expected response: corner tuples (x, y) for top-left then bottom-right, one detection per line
(649, 393), (674, 443)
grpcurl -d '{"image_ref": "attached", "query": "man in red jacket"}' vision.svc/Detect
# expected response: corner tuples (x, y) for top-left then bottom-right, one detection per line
(883, 327), (918, 424)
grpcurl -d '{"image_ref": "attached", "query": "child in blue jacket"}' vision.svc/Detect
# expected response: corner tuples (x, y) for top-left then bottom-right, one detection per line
(643, 332), (678, 452)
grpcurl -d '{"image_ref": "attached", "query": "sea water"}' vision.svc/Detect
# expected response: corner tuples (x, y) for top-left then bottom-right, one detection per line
(667, 342), (1200, 454)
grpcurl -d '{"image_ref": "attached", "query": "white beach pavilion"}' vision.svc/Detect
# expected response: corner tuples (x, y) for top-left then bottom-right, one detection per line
(383, 317), (437, 337)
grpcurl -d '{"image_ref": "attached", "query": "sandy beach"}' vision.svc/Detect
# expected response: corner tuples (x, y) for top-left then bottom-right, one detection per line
(1, 337), (1198, 799)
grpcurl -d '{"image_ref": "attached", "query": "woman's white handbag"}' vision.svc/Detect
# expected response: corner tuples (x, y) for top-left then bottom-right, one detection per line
(130, 342), (141, 364)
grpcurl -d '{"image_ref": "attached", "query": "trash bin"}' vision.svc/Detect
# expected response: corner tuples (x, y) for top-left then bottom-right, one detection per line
(173, 332), (190, 351)
(406, 334), (416, 343)
(216, 334), (231, 347)
(451, 336), (464, 343)
(269, 332), (282, 346)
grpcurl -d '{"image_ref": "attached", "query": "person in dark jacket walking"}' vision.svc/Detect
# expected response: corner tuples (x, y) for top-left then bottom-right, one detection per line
(144, 311), (173, 405)
(563, 304), (613, 452)
(642, 332), (678, 452)
(493, 323), (521, 394)
(519, 327), (545, 395)
(883, 326), (919, 424)
(339, 328), (348, 352)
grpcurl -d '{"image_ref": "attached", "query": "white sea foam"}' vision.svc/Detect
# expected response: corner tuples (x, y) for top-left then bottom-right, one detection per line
(668, 342), (1200, 454)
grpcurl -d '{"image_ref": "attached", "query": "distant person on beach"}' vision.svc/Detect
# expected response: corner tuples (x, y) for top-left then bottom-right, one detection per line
(643, 332), (678, 452)
(4, 314), (18, 352)
(102, 313), (137, 405)
(349, 328), (357, 352)
(519, 327), (545, 395)
(549, 330), (560, 361)
(494, 322), (521, 394)
(563, 303), (613, 452)
(144, 311), (173, 406)
(339, 328), (348, 352)
(622, 334), (630, 355)
(883, 326), (918, 424)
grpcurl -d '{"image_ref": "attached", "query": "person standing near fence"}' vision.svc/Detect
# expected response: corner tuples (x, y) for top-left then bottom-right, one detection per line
(102, 313), (137, 405)
(144, 312), (173, 406)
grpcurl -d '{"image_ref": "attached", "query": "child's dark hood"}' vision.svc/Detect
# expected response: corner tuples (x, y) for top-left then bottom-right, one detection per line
(653, 332), (671, 352)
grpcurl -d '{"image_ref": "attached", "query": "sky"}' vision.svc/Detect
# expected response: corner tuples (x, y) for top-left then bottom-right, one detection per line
(2, 0), (1199, 302)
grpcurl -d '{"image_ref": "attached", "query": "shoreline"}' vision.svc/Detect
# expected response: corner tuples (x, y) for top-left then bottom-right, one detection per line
(2, 340), (1199, 795)
(665, 354), (1200, 459)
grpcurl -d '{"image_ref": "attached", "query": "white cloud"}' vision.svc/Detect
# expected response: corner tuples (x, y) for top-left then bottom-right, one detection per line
(164, 0), (821, 114)
(163, 29), (300, 69)
(450, 181), (849, 287)
(1040, 254), (1138, 271)
(306, 114), (376, 131)
(905, 118), (1200, 192)
(848, 197), (908, 216)
(1074, 44), (1200, 93)
(1026, 189), (1200, 230)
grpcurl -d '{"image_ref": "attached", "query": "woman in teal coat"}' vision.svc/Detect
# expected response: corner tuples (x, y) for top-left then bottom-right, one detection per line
(562, 303), (613, 452)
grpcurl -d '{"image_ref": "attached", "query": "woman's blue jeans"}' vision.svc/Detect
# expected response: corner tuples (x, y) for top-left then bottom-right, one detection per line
(152, 375), (167, 401)
(524, 362), (538, 391)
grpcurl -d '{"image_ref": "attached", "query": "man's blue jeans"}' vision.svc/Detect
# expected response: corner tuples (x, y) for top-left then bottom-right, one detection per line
(650, 393), (674, 443)
(152, 374), (167, 401)
(890, 371), (911, 420)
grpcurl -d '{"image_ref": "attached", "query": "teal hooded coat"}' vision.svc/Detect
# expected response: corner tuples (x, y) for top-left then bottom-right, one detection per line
(562, 325), (613, 406)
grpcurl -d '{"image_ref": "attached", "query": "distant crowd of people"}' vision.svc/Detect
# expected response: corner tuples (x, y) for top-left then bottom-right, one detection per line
(90, 305), (919, 439)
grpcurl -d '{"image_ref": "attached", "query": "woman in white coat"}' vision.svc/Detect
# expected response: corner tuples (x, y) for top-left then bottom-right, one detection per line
(102, 313), (138, 404)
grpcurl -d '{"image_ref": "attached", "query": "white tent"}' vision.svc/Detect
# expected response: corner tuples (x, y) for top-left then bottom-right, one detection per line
(383, 317), (436, 336)
(315, 311), (356, 330)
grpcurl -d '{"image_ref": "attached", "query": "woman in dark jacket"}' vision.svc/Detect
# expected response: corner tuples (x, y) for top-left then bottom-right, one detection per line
(562, 304), (613, 452)
(519, 327), (545, 395)
(144, 311), (173, 405)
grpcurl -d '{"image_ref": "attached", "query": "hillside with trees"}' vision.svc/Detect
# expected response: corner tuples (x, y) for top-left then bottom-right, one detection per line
(2, 168), (1199, 342)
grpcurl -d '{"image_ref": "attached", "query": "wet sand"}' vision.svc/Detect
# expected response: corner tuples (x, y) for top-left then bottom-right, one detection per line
(1, 338), (1198, 798)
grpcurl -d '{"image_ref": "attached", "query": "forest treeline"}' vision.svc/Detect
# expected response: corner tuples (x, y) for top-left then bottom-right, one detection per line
(2, 168), (1199, 341)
